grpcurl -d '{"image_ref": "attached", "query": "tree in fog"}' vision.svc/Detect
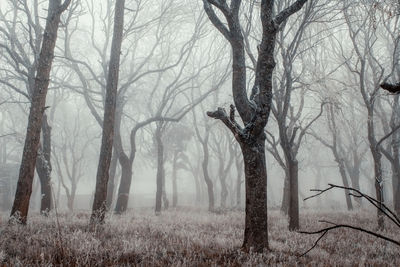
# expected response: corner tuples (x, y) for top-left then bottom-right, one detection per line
(52, 109), (92, 212)
(259, 0), (329, 230)
(90, 0), (125, 225)
(202, 0), (308, 251)
(339, 1), (398, 228)
(0, 0), (70, 216)
(7, 0), (71, 223)
(311, 103), (354, 210)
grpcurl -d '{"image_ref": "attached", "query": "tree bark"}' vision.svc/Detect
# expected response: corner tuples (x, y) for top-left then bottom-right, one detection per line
(241, 138), (269, 252)
(288, 159), (299, 231)
(90, 0), (125, 225)
(106, 150), (118, 210)
(280, 174), (289, 214)
(36, 115), (52, 214)
(10, 0), (70, 224)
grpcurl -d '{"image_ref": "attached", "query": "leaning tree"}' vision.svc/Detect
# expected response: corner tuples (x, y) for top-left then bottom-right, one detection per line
(202, 0), (308, 252)
(9, 0), (71, 224)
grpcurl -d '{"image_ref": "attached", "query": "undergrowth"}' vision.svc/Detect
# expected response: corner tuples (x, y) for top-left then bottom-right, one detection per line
(0, 208), (398, 266)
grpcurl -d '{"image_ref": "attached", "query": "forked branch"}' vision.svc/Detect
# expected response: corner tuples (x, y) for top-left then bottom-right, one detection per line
(300, 184), (400, 256)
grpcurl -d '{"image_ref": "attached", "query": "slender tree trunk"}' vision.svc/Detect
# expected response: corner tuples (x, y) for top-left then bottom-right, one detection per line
(288, 159), (299, 231)
(36, 115), (52, 214)
(220, 176), (228, 208)
(91, 0), (125, 225)
(200, 136), (214, 212)
(10, 0), (69, 224)
(371, 145), (385, 229)
(349, 165), (362, 206)
(337, 159), (353, 210)
(235, 157), (243, 208)
(193, 171), (201, 205)
(155, 125), (164, 214)
(241, 138), (268, 252)
(172, 152), (178, 208)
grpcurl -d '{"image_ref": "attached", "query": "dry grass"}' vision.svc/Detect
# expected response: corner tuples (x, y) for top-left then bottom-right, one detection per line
(0, 208), (399, 266)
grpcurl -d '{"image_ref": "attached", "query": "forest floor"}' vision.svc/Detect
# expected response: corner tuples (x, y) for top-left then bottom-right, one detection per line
(0, 207), (399, 266)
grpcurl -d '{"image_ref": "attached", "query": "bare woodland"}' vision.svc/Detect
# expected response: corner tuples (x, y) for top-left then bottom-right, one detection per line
(0, 0), (400, 265)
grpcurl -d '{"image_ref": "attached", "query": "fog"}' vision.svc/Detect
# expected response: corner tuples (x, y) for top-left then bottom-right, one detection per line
(0, 0), (399, 265)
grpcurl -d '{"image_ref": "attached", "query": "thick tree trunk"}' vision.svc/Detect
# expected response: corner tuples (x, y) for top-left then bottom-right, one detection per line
(241, 138), (268, 252)
(114, 158), (133, 214)
(288, 159), (299, 231)
(91, 0), (125, 225)
(10, 0), (69, 224)
(106, 150), (118, 210)
(280, 174), (289, 214)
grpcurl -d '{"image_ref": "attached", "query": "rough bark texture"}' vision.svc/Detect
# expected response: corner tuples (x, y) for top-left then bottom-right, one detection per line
(90, 0), (125, 225)
(10, 0), (70, 224)
(241, 139), (268, 252)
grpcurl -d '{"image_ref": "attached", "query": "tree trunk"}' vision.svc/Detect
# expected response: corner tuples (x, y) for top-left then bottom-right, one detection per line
(172, 152), (178, 208)
(235, 157), (243, 208)
(288, 159), (299, 231)
(90, 0), (125, 225)
(280, 174), (289, 215)
(220, 176), (228, 208)
(241, 138), (269, 252)
(201, 136), (214, 212)
(337, 159), (353, 210)
(106, 150), (118, 210)
(155, 125), (164, 214)
(371, 146), (385, 229)
(10, 0), (69, 224)
(114, 157), (133, 214)
(36, 115), (52, 214)
(392, 149), (400, 216)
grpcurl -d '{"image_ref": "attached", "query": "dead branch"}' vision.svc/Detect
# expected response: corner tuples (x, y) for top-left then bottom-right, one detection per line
(300, 184), (400, 256)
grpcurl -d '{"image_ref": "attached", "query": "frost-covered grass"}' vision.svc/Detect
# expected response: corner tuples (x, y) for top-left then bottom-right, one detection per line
(0, 208), (399, 266)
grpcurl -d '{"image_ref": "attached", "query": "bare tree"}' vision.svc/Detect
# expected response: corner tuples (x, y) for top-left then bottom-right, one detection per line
(90, 0), (125, 225)
(202, 0), (308, 251)
(9, 0), (71, 224)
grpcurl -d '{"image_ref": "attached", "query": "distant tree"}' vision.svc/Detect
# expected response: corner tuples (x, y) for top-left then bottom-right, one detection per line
(9, 0), (71, 224)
